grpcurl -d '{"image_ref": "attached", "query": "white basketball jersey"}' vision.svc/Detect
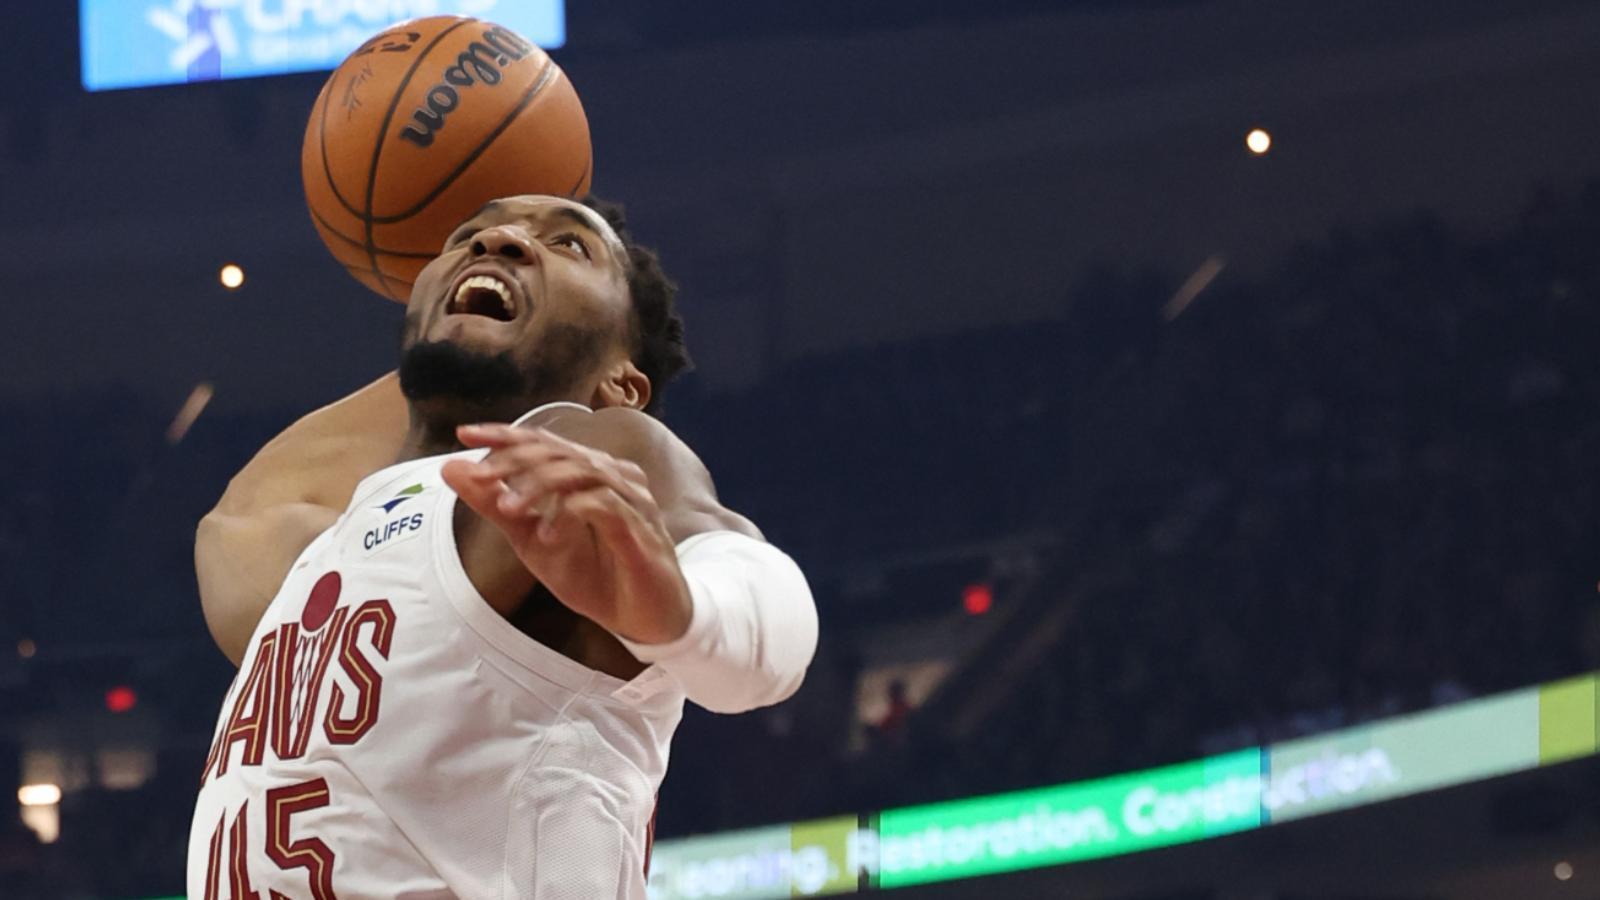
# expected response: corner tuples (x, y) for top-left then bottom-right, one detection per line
(187, 404), (689, 899)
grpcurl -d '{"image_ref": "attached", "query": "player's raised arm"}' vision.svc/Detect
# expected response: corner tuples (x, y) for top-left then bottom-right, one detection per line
(443, 407), (820, 713)
(195, 371), (409, 664)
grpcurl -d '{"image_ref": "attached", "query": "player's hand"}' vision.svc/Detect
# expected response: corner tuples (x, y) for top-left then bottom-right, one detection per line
(439, 423), (693, 645)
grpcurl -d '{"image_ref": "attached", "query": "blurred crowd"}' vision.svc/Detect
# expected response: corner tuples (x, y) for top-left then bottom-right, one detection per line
(669, 180), (1600, 827)
(3, 181), (1600, 892)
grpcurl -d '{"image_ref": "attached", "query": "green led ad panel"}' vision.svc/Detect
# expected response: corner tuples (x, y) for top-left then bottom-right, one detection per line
(1539, 674), (1599, 765)
(790, 816), (868, 896)
(646, 817), (863, 899)
(645, 672), (1600, 900)
(873, 749), (1263, 888)
(645, 824), (800, 899)
(1264, 688), (1541, 823)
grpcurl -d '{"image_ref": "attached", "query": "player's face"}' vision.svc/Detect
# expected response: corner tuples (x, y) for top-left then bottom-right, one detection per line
(405, 195), (631, 355)
(400, 196), (634, 405)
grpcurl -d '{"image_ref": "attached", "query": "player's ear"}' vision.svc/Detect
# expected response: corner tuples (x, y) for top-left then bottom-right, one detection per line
(591, 359), (651, 411)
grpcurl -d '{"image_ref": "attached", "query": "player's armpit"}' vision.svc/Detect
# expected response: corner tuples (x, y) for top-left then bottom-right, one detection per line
(197, 371), (408, 664)
(196, 503), (339, 665)
(216, 371), (409, 514)
(196, 494), (378, 668)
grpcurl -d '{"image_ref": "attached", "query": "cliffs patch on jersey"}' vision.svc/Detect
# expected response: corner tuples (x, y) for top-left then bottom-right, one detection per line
(364, 482), (429, 553)
(202, 571), (394, 784)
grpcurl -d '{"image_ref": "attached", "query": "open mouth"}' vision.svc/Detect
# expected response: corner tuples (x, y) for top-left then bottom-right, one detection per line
(447, 273), (517, 322)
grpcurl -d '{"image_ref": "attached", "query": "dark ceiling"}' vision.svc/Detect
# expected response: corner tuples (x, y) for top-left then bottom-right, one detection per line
(2, 0), (1598, 413)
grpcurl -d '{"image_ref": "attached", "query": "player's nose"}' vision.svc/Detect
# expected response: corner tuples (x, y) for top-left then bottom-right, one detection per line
(470, 225), (537, 263)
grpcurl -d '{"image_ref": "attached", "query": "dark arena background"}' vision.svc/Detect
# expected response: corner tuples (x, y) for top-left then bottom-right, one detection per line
(3, 1), (1600, 897)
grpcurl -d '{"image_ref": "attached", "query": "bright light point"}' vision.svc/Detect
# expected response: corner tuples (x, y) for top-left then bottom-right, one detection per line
(105, 685), (138, 714)
(1555, 861), (1573, 881)
(16, 639), (34, 659)
(17, 784), (60, 807)
(963, 584), (993, 616)
(1246, 128), (1272, 155)
(220, 264), (245, 290)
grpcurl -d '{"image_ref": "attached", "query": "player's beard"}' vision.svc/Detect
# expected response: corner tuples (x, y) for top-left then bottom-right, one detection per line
(398, 324), (611, 418)
(398, 340), (527, 410)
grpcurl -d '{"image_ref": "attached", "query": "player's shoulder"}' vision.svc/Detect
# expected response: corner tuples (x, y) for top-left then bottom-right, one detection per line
(529, 405), (760, 540)
(526, 405), (697, 467)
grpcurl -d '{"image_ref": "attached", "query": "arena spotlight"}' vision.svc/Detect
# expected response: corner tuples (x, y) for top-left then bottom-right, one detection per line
(1246, 128), (1272, 155)
(220, 263), (245, 290)
(1554, 861), (1574, 881)
(17, 784), (60, 807)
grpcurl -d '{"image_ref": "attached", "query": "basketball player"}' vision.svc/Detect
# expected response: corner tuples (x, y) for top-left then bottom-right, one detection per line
(188, 194), (819, 898)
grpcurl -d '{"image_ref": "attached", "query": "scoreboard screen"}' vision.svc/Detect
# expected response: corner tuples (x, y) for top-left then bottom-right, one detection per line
(80, 0), (565, 92)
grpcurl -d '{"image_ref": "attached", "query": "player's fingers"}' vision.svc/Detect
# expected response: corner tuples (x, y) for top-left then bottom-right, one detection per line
(499, 461), (606, 507)
(476, 441), (571, 481)
(613, 458), (648, 487)
(496, 477), (604, 520)
(546, 487), (647, 554)
(442, 452), (514, 481)
(530, 493), (584, 546)
(456, 422), (541, 449)
(498, 473), (648, 525)
(464, 426), (650, 491)
(504, 455), (652, 512)
(442, 459), (514, 526)
(441, 456), (565, 526)
(440, 457), (489, 489)
(460, 428), (656, 520)
(515, 430), (644, 484)
(510, 426), (593, 457)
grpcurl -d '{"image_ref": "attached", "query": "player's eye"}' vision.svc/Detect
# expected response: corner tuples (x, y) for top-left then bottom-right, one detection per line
(444, 224), (477, 248)
(550, 233), (591, 260)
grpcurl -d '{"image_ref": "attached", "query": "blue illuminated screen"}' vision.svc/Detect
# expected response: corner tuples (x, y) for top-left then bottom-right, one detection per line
(80, 1), (565, 92)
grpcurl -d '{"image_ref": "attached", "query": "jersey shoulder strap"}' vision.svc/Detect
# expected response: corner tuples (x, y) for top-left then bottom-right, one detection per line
(511, 401), (592, 427)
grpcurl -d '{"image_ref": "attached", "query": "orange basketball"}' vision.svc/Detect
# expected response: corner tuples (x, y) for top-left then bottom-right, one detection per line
(302, 16), (593, 302)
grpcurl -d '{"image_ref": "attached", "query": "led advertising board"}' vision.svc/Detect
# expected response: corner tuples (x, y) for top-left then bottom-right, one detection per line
(645, 817), (862, 900)
(80, 0), (565, 92)
(644, 751), (1267, 898)
(1539, 674), (1600, 764)
(1263, 690), (1542, 823)
(644, 672), (1599, 900)
(873, 749), (1262, 888)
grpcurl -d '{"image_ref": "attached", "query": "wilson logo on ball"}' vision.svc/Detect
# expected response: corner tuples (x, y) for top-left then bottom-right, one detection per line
(399, 26), (535, 149)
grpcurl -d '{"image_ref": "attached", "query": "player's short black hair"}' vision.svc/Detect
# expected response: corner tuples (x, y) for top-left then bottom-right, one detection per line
(580, 195), (692, 417)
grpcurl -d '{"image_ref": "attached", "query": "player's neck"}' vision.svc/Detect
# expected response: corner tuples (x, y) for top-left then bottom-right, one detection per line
(398, 398), (519, 460)
(396, 392), (584, 460)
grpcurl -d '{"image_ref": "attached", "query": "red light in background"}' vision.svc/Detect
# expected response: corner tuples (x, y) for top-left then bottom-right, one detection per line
(105, 686), (137, 714)
(962, 583), (993, 616)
